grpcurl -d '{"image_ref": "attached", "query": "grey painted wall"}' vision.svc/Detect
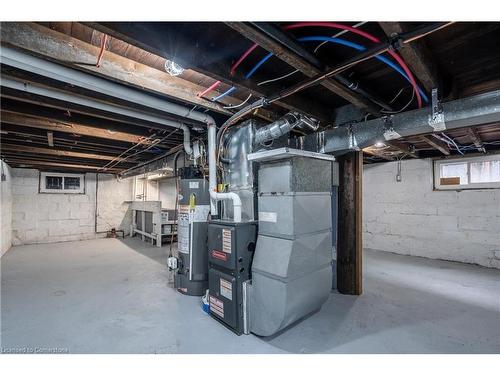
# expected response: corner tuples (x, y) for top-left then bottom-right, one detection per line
(1, 160), (13, 256)
(363, 158), (500, 269)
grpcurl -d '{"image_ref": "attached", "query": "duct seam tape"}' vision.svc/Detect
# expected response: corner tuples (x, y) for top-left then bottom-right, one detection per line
(429, 112), (446, 131)
(259, 211), (277, 223)
(383, 129), (401, 140)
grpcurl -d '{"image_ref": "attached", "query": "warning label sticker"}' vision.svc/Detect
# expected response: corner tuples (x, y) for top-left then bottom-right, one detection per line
(211, 250), (228, 262)
(220, 278), (232, 301)
(177, 205), (190, 254)
(222, 228), (232, 254)
(259, 211), (277, 223)
(209, 295), (224, 318)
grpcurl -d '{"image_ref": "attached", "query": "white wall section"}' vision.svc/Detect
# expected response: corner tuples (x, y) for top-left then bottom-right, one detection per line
(10, 169), (133, 245)
(363, 158), (500, 269)
(1, 160), (13, 256)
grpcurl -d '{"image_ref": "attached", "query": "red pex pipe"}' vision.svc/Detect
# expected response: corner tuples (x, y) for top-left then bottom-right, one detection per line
(232, 22), (423, 108)
(198, 43), (259, 97)
(197, 80), (222, 97)
(283, 22), (422, 108)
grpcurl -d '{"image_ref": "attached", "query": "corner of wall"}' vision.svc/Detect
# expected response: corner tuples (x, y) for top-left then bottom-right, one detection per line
(1, 160), (13, 257)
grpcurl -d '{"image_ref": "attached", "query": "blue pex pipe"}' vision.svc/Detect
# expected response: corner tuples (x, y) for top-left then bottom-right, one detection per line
(297, 36), (428, 103)
(244, 36), (429, 103)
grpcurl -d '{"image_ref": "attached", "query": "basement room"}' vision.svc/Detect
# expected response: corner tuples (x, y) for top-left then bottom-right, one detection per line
(0, 3), (499, 368)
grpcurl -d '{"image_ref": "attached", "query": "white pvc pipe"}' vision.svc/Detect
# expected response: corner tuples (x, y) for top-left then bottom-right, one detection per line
(207, 122), (242, 222)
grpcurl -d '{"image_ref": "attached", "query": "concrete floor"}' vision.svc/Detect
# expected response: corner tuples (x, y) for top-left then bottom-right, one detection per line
(1, 237), (499, 354)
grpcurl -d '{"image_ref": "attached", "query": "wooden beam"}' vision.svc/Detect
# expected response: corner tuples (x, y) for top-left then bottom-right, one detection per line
(1, 111), (152, 145)
(47, 131), (54, 147)
(87, 22), (333, 122)
(0, 144), (128, 162)
(379, 22), (440, 93)
(388, 140), (419, 158)
(362, 147), (393, 161)
(2, 157), (122, 172)
(225, 22), (381, 115)
(466, 127), (484, 150)
(420, 135), (450, 155)
(337, 151), (363, 295)
(0, 22), (241, 116)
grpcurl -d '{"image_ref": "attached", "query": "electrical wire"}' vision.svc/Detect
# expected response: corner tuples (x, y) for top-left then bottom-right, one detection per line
(381, 87), (415, 114)
(222, 93), (252, 109)
(99, 135), (155, 171)
(257, 69), (300, 86)
(388, 87), (407, 104)
(96, 34), (108, 68)
(102, 129), (179, 171)
(441, 133), (465, 155)
(313, 21), (368, 53)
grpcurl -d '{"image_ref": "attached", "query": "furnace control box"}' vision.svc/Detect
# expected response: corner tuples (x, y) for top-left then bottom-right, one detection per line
(207, 220), (257, 335)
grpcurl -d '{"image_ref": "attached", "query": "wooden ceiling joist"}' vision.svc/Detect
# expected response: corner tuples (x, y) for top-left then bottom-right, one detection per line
(466, 127), (484, 151)
(379, 22), (441, 93)
(1, 111), (153, 145)
(420, 135), (450, 155)
(0, 144), (128, 162)
(2, 157), (123, 172)
(225, 22), (382, 115)
(0, 22), (237, 116)
(362, 147), (394, 161)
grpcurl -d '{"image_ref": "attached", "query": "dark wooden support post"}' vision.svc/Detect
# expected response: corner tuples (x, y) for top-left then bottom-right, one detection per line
(337, 151), (363, 295)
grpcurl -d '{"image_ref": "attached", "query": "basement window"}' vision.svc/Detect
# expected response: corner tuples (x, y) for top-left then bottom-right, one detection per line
(40, 172), (85, 194)
(434, 155), (500, 190)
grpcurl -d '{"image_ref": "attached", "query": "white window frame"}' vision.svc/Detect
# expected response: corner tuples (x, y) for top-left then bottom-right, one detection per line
(433, 154), (500, 190)
(39, 172), (85, 194)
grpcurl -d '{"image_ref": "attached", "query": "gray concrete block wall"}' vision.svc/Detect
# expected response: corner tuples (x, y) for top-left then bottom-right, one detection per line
(363, 158), (500, 269)
(10, 169), (134, 245)
(1, 161), (13, 256)
(96, 174), (133, 233)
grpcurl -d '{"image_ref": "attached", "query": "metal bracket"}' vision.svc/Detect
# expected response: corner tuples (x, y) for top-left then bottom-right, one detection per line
(347, 124), (360, 151)
(389, 33), (404, 52)
(317, 131), (325, 153)
(382, 115), (401, 140)
(428, 88), (446, 131)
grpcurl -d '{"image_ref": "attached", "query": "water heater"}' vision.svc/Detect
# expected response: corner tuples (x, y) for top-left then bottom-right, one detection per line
(173, 166), (210, 296)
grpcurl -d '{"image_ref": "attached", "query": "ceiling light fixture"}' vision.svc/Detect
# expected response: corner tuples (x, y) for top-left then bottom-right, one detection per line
(164, 59), (185, 76)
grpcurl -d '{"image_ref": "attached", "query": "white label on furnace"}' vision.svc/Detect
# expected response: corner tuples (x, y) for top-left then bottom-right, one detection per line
(222, 229), (232, 254)
(189, 181), (199, 189)
(209, 295), (224, 318)
(220, 278), (232, 300)
(259, 211), (277, 223)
